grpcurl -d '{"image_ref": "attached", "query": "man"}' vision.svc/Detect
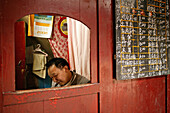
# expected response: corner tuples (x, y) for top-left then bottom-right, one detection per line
(46, 58), (90, 87)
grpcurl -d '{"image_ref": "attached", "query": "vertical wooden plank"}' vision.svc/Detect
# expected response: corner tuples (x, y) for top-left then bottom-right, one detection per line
(168, 1), (170, 112)
(98, 0), (114, 113)
(3, 101), (43, 113)
(0, 0), (3, 112)
(167, 75), (170, 113)
(2, 1), (16, 92)
(98, 0), (113, 83)
(44, 94), (98, 113)
(15, 21), (26, 90)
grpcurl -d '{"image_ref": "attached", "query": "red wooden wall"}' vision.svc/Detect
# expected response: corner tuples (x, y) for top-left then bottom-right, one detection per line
(98, 0), (169, 113)
(0, 0), (3, 112)
(168, 75), (170, 113)
(15, 21), (26, 90)
(0, 0), (170, 113)
(0, 0), (98, 113)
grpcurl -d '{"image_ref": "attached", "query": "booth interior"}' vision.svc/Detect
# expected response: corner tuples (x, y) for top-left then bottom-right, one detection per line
(15, 14), (91, 90)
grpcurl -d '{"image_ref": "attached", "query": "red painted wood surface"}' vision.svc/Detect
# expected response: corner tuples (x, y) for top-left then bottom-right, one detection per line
(44, 94), (98, 113)
(3, 101), (43, 113)
(3, 84), (99, 106)
(3, 94), (98, 113)
(168, 75), (170, 113)
(15, 21), (26, 90)
(98, 0), (114, 112)
(1, 1), (15, 92)
(1, 0), (98, 113)
(1, 0), (98, 92)
(98, 0), (168, 113)
(0, 0), (3, 112)
(0, 0), (170, 113)
(112, 77), (166, 113)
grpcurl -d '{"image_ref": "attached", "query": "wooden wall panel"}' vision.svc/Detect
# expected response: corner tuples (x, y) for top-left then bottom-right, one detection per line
(98, 0), (167, 113)
(3, 84), (99, 106)
(44, 94), (98, 113)
(15, 21), (26, 90)
(1, 0), (98, 112)
(3, 101), (43, 113)
(1, 0), (169, 113)
(0, 0), (3, 112)
(98, 0), (114, 112)
(1, 0), (16, 92)
(111, 77), (166, 113)
(168, 75), (170, 113)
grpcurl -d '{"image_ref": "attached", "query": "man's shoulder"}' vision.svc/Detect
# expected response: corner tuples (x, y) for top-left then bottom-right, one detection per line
(72, 72), (90, 85)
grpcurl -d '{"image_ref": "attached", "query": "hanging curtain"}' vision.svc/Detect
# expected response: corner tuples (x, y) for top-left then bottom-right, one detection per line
(67, 17), (90, 80)
(48, 16), (69, 62)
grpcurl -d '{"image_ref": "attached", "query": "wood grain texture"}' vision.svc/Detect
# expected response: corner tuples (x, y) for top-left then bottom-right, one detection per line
(98, 0), (167, 112)
(0, 0), (169, 113)
(3, 101), (43, 113)
(167, 74), (170, 113)
(44, 93), (98, 113)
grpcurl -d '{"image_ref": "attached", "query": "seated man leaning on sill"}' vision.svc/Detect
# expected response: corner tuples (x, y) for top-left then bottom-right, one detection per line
(46, 58), (90, 87)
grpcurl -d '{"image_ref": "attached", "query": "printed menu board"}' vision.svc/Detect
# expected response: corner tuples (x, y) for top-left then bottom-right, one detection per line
(115, 0), (170, 80)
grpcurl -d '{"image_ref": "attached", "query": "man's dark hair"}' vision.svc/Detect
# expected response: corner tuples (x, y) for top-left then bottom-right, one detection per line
(46, 58), (70, 70)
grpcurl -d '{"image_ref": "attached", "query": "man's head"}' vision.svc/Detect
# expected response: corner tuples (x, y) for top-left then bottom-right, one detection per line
(46, 58), (72, 86)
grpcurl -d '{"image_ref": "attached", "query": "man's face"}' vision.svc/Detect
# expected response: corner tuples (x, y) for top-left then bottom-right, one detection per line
(48, 64), (71, 86)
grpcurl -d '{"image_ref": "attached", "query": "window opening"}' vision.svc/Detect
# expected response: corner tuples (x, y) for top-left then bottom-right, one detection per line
(15, 14), (91, 90)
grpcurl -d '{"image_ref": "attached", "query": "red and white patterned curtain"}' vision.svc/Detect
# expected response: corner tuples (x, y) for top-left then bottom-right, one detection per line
(48, 16), (90, 80)
(48, 16), (69, 62)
